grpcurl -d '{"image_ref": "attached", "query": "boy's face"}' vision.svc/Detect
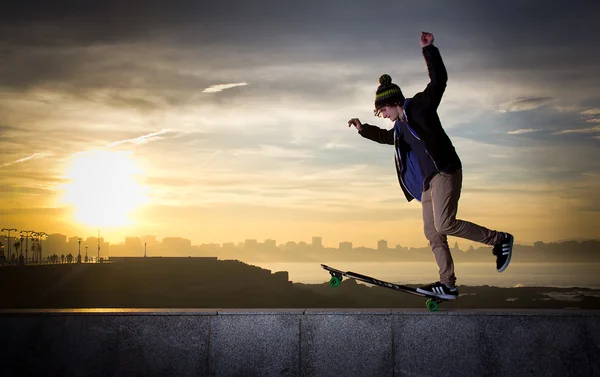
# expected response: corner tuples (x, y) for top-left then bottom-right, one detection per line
(377, 105), (401, 121)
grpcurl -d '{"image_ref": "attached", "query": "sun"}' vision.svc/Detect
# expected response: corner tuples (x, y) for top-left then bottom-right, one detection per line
(60, 149), (149, 228)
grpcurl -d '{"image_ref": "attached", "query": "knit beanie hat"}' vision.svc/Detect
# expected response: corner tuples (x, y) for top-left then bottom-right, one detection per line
(374, 74), (405, 113)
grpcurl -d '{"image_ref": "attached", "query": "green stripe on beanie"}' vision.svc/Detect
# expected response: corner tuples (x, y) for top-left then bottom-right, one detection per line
(375, 74), (404, 110)
(376, 88), (403, 100)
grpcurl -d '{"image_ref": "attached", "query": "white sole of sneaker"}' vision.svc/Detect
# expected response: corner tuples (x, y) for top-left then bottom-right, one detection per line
(416, 288), (458, 300)
(497, 236), (514, 273)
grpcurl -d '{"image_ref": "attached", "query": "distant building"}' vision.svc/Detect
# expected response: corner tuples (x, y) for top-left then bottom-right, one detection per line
(264, 239), (276, 249)
(68, 236), (81, 255)
(245, 239), (258, 250)
(378, 239), (388, 251)
(163, 237), (192, 254)
(84, 237), (110, 259)
(339, 241), (353, 251)
(125, 237), (143, 254)
(312, 236), (322, 249)
(141, 235), (159, 249)
(198, 243), (221, 251)
(45, 234), (68, 256)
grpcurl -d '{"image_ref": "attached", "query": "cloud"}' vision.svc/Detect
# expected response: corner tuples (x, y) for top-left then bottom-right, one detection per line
(2, 0), (600, 247)
(323, 140), (354, 149)
(235, 144), (315, 159)
(105, 129), (171, 148)
(196, 150), (221, 166)
(202, 83), (249, 93)
(0, 152), (51, 168)
(55, 129), (172, 162)
(553, 126), (600, 135)
(497, 97), (553, 113)
(581, 108), (600, 116)
(552, 104), (585, 113)
(507, 128), (542, 135)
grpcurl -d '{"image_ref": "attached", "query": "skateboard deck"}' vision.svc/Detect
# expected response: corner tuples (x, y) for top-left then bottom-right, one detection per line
(321, 263), (453, 312)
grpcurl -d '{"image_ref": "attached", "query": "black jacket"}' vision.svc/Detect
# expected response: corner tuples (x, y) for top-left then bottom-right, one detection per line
(358, 44), (462, 202)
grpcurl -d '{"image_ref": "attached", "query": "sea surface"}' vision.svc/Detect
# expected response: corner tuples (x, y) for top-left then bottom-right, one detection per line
(250, 262), (600, 289)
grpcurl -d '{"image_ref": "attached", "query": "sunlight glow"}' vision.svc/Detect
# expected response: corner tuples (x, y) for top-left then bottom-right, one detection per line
(60, 150), (149, 227)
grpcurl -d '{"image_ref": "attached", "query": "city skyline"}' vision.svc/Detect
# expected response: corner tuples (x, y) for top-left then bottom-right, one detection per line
(2, 228), (598, 255)
(0, 230), (424, 252)
(1, 1), (599, 249)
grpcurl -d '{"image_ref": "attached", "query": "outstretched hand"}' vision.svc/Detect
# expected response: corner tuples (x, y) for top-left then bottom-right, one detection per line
(348, 118), (362, 131)
(420, 31), (434, 47)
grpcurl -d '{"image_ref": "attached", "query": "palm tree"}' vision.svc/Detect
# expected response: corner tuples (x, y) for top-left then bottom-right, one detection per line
(13, 241), (21, 265)
(0, 241), (5, 266)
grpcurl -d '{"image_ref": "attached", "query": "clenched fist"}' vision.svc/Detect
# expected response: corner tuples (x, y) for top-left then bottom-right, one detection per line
(420, 31), (434, 48)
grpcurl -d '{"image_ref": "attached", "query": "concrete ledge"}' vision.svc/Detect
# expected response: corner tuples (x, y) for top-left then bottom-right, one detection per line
(1, 309), (598, 377)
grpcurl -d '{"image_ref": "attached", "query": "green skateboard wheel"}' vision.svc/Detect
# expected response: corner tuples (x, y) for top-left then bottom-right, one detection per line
(426, 299), (439, 312)
(329, 276), (341, 287)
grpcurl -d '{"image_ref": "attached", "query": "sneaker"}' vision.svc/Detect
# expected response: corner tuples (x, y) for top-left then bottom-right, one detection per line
(493, 232), (514, 272)
(416, 281), (459, 300)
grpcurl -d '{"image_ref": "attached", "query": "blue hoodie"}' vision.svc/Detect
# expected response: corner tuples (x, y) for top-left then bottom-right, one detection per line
(393, 99), (439, 202)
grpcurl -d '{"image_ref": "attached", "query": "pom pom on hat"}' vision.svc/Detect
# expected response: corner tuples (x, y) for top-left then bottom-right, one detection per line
(379, 74), (392, 85)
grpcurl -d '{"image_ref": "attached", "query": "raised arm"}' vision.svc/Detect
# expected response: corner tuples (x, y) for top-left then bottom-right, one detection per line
(419, 32), (448, 110)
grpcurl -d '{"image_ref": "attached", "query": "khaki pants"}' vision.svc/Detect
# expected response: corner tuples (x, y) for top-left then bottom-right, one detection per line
(421, 169), (503, 287)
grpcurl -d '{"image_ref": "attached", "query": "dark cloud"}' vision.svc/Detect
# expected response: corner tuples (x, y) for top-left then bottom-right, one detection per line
(1, 1), (382, 47)
(453, 104), (600, 144)
(3, 0), (597, 49)
(498, 97), (554, 112)
(0, 0), (598, 108)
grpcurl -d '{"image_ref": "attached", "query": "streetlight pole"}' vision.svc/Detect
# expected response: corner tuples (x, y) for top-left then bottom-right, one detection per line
(38, 232), (47, 263)
(20, 230), (34, 264)
(77, 238), (82, 264)
(85, 244), (89, 263)
(32, 231), (44, 264)
(1, 228), (18, 263)
(19, 234), (24, 266)
(97, 230), (100, 262)
(32, 232), (39, 264)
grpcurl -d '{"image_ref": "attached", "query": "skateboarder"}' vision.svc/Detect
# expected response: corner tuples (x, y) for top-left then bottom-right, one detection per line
(347, 31), (514, 301)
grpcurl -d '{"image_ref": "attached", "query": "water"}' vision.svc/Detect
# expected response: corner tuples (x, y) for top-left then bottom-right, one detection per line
(250, 262), (600, 289)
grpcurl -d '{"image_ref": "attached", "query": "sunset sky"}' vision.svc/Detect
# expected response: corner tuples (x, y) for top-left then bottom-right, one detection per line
(1, 1), (599, 249)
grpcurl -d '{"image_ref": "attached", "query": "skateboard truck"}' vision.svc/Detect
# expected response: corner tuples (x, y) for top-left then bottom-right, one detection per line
(328, 270), (343, 287)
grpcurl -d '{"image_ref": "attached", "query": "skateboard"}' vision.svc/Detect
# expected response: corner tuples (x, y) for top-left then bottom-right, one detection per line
(321, 263), (453, 312)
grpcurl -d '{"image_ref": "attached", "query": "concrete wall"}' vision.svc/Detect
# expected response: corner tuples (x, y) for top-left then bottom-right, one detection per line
(1, 309), (598, 377)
